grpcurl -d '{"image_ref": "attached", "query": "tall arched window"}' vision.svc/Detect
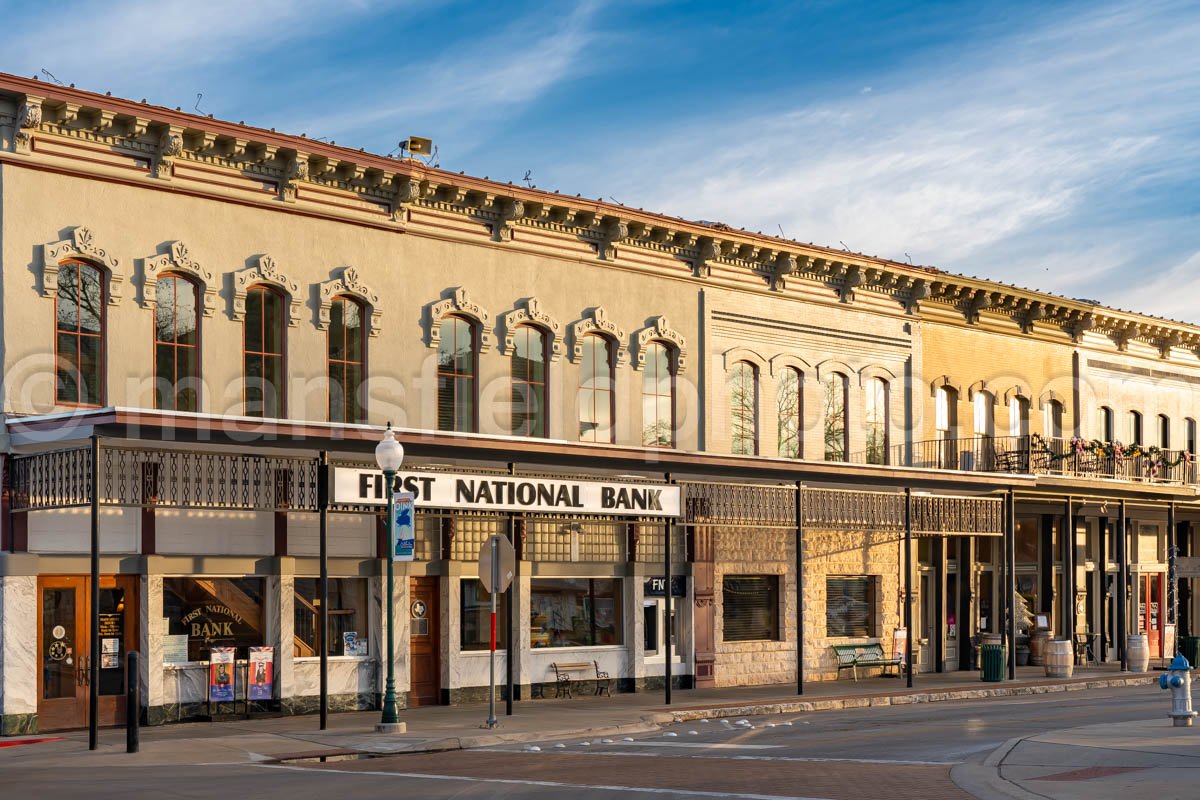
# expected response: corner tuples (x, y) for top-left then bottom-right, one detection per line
(55, 260), (105, 406)
(244, 285), (286, 418)
(437, 315), (477, 432)
(1158, 414), (1171, 449)
(328, 295), (366, 424)
(641, 341), (675, 447)
(1128, 410), (1143, 445)
(974, 392), (994, 438)
(865, 378), (888, 465)
(1044, 399), (1064, 440)
(154, 274), (199, 412)
(579, 334), (615, 443)
(823, 372), (848, 462)
(936, 387), (958, 439)
(777, 367), (803, 459)
(1009, 395), (1030, 438)
(1187, 418), (1197, 454)
(511, 324), (548, 437)
(1099, 406), (1115, 441)
(730, 361), (758, 455)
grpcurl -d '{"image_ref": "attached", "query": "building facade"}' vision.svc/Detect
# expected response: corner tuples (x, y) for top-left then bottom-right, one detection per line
(1, 73), (1198, 735)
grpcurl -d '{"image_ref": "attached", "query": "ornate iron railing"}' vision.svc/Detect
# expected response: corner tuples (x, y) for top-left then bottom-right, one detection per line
(6, 447), (92, 510)
(680, 480), (795, 528)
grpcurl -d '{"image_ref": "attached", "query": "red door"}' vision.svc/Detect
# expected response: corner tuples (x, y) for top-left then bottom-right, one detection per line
(1142, 574), (1163, 657)
(408, 578), (441, 706)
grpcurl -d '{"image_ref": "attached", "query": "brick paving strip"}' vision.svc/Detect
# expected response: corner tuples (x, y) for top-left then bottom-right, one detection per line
(298, 750), (975, 800)
(1032, 766), (1149, 781)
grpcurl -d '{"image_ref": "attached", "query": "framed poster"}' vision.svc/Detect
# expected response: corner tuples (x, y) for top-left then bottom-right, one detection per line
(248, 647), (273, 701)
(892, 628), (908, 663)
(208, 647), (236, 703)
(393, 491), (415, 562)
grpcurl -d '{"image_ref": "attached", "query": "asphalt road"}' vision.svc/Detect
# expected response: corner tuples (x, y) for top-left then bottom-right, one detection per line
(4, 684), (1170, 799)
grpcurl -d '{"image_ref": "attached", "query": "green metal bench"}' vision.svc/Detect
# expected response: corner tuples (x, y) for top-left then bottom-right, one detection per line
(832, 643), (902, 681)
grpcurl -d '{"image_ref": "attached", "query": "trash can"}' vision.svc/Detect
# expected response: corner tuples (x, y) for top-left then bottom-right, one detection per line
(981, 643), (1006, 682)
(1182, 636), (1200, 669)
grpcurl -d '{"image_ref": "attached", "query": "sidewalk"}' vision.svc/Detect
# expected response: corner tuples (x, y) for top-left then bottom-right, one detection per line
(0, 664), (1160, 771)
(953, 717), (1200, 800)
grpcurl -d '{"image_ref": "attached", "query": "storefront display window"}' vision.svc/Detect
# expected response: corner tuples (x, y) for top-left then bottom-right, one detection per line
(163, 577), (265, 661)
(722, 575), (780, 641)
(826, 576), (877, 638)
(294, 578), (369, 657)
(530, 578), (622, 648)
(1016, 517), (1039, 563)
(460, 579), (509, 651)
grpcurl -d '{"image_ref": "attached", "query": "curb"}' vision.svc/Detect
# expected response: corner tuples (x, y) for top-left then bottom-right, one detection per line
(663, 675), (1159, 722)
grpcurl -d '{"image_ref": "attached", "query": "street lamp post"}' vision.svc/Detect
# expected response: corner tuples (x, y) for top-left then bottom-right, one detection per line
(376, 426), (405, 733)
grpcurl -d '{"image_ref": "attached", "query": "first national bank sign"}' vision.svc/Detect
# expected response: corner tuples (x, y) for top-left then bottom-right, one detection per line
(333, 468), (682, 518)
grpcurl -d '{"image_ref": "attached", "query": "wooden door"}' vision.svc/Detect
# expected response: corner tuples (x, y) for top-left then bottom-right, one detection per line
(37, 575), (139, 731)
(1144, 574), (1163, 656)
(408, 577), (441, 706)
(38, 576), (88, 731)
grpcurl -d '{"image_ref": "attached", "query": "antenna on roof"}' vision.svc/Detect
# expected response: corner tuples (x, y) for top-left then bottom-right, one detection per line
(839, 240), (851, 252)
(194, 93), (205, 114)
(778, 224), (786, 238)
(522, 170), (536, 189)
(905, 253), (913, 264)
(40, 68), (64, 86)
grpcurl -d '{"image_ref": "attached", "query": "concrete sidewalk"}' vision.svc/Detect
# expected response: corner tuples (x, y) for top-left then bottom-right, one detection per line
(0, 665), (1161, 772)
(954, 717), (1200, 800)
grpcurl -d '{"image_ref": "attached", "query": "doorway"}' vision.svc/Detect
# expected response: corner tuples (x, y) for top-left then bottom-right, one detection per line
(918, 571), (936, 672)
(408, 577), (441, 706)
(1140, 573), (1165, 657)
(37, 575), (139, 731)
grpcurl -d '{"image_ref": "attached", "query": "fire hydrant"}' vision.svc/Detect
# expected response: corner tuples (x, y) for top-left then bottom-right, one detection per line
(1158, 654), (1197, 727)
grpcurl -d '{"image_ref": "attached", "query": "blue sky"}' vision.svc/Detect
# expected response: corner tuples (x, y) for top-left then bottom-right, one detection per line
(5, 0), (1200, 321)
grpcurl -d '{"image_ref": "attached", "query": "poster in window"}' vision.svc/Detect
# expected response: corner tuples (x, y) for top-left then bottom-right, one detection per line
(343, 631), (368, 656)
(208, 646), (236, 703)
(248, 646), (273, 701)
(101, 637), (121, 669)
(393, 491), (415, 562)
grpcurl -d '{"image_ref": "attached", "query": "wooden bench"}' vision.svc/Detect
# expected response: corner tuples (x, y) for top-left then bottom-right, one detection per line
(832, 643), (902, 681)
(550, 660), (612, 698)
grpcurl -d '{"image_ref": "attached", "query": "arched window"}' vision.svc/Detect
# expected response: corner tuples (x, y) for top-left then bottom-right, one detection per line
(1158, 414), (1171, 449)
(579, 333), (614, 443)
(328, 295), (366, 424)
(1099, 406), (1115, 441)
(437, 315), (477, 433)
(154, 274), (199, 412)
(243, 285), (285, 418)
(865, 378), (889, 465)
(730, 361), (758, 455)
(510, 324), (548, 437)
(974, 392), (994, 438)
(55, 260), (105, 406)
(777, 367), (803, 459)
(1187, 418), (1197, 455)
(1009, 395), (1030, 438)
(641, 341), (675, 447)
(936, 387), (958, 439)
(1129, 411), (1143, 445)
(1044, 399), (1064, 440)
(823, 372), (848, 462)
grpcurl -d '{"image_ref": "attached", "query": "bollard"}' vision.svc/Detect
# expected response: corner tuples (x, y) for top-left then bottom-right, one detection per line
(126, 651), (140, 753)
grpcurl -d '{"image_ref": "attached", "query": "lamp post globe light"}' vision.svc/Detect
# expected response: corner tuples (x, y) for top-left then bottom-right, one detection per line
(375, 425), (405, 733)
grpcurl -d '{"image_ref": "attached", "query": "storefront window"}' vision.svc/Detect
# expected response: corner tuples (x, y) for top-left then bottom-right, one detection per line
(1016, 517), (1039, 563)
(530, 578), (622, 648)
(826, 576), (876, 638)
(163, 577), (265, 661)
(461, 579), (509, 651)
(294, 578), (369, 657)
(722, 575), (780, 641)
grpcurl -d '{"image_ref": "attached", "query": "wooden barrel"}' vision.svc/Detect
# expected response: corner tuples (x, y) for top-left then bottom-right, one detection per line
(1044, 640), (1074, 678)
(1127, 634), (1150, 673)
(1030, 630), (1051, 666)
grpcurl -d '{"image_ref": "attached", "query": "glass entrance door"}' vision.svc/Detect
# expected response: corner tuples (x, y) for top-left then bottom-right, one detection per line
(1141, 573), (1164, 657)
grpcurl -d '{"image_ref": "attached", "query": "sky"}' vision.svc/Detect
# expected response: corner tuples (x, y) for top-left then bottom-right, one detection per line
(5, 0), (1199, 322)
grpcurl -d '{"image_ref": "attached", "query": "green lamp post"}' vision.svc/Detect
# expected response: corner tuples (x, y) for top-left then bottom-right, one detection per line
(375, 426), (405, 732)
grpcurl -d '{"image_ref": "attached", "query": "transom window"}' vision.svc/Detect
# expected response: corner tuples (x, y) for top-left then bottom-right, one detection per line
(437, 315), (477, 433)
(154, 274), (200, 412)
(55, 260), (105, 406)
(823, 372), (848, 461)
(243, 285), (285, 418)
(327, 295), (366, 424)
(579, 333), (615, 443)
(730, 361), (758, 455)
(641, 341), (675, 447)
(777, 367), (803, 459)
(510, 325), (548, 437)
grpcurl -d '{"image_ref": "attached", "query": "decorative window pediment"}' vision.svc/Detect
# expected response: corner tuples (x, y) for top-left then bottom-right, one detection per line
(501, 297), (563, 361)
(634, 316), (687, 374)
(232, 255), (302, 326)
(427, 287), (494, 352)
(143, 240), (218, 317)
(317, 267), (382, 337)
(570, 306), (627, 366)
(42, 226), (124, 305)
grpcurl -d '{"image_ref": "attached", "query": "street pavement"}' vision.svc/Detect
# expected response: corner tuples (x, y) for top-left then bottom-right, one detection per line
(2, 673), (1199, 798)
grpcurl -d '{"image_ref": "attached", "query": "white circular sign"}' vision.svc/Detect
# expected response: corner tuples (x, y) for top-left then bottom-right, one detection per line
(52, 625), (66, 640)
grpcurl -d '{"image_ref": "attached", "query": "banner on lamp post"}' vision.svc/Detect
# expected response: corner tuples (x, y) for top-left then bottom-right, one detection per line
(393, 491), (415, 562)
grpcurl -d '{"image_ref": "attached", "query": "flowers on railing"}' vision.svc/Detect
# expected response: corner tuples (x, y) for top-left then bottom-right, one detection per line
(1030, 433), (1195, 474)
